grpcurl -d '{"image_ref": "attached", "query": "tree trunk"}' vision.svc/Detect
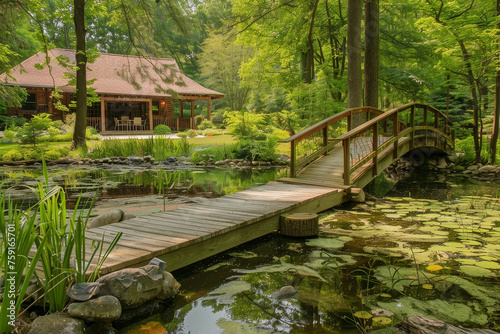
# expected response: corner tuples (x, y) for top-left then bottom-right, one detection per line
(457, 39), (480, 163)
(347, 0), (363, 126)
(491, 0), (500, 164)
(72, 0), (87, 150)
(364, 0), (379, 109)
(300, 0), (319, 84)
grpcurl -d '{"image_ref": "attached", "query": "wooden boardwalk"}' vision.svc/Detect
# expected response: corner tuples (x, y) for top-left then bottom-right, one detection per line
(89, 182), (347, 274)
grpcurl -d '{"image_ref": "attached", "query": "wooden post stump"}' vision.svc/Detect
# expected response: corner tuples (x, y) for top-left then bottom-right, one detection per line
(280, 213), (319, 237)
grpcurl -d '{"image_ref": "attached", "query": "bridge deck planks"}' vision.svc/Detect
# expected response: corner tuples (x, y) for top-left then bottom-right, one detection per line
(87, 182), (347, 274)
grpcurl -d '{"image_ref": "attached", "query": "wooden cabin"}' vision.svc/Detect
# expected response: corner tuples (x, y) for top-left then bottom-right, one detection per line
(1, 49), (224, 133)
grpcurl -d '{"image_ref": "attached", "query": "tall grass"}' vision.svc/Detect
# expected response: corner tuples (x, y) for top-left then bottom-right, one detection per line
(89, 136), (192, 160)
(0, 195), (48, 334)
(0, 160), (122, 331)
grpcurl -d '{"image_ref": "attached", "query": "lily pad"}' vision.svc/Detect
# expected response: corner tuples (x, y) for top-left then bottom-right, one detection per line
(474, 261), (500, 270)
(306, 237), (346, 249)
(459, 265), (494, 277)
(205, 280), (252, 304)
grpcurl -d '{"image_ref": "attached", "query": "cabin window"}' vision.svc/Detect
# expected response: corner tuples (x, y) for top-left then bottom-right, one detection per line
(22, 93), (37, 111)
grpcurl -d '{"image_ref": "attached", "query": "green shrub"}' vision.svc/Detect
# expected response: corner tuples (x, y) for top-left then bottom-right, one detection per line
(44, 149), (61, 160)
(48, 126), (61, 139)
(53, 120), (64, 129)
(3, 129), (16, 141)
(177, 132), (188, 138)
(197, 120), (215, 130)
(24, 149), (42, 160)
(186, 129), (197, 138)
(0, 115), (27, 130)
(54, 131), (73, 142)
(154, 124), (172, 135)
(193, 115), (205, 127)
(17, 113), (53, 145)
(2, 150), (23, 161)
(202, 129), (224, 136)
(86, 128), (100, 140)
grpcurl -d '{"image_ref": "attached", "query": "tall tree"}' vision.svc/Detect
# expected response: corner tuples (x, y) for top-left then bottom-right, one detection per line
(347, 0), (363, 124)
(492, 0), (500, 164)
(72, 0), (87, 149)
(364, 0), (379, 108)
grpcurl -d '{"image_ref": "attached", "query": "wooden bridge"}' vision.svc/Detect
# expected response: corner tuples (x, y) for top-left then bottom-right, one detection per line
(89, 103), (454, 274)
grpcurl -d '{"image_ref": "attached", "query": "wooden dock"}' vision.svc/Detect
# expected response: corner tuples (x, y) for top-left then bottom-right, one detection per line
(88, 182), (348, 274)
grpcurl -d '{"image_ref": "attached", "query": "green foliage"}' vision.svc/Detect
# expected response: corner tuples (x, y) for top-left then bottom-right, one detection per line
(44, 149), (61, 160)
(48, 126), (61, 139)
(85, 128), (99, 140)
(3, 129), (16, 141)
(224, 110), (266, 140)
(455, 136), (490, 166)
(197, 120), (215, 130)
(191, 143), (239, 163)
(89, 137), (192, 160)
(35, 161), (121, 312)
(0, 194), (48, 334)
(234, 137), (279, 161)
(0, 116), (26, 131)
(23, 149), (41, 160)
(2, 150), (23, 161)
(186, 129), (197, 138)
(17, 113), (53, 146)
(177, 132), (188, 139)
(153, 124), (172, 135)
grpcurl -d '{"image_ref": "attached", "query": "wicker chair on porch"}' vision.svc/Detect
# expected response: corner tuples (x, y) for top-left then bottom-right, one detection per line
(133, 117), (144, 130)
(114, 118), (125, 131)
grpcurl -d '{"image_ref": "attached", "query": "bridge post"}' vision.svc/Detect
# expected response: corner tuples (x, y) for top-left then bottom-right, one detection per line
(423, 105), (428, 145)
(393, 113), (399, 159)
(323, 127), (328, 149)
(343, 138), (350, 185)
(347, 111), (352, 131)
(372, 123), (378, 176)
(410, 105), (415, 150)
(290, 140), (296, 177)
(434, 111), (439, 147)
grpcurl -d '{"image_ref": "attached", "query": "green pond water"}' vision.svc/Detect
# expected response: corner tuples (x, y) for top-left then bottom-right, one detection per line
(0, 165), (286, 209)
(115, 171), (500, 334)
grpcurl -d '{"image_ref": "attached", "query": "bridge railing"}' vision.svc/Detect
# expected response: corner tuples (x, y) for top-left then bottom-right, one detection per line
(280, 103), (454, 185)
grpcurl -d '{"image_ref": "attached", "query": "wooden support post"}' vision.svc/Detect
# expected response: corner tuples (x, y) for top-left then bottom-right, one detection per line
(434, 111), (439, 147)
(372, 123), (378, 176)
(347, 111), (352, 131)
(410, 105), (415, 150)
(191, 100), (195, 129)
(290, 140), (296, 177)
(100, 95), (105, 132)
(176, 118), (180, 132)
(148, 98), (153, 131)
(423, 105), (428, 144)
(207, 97), (212, 120)
(343, 138), (351, 185)
(280, 213), (318, 237)
(323, 127), (328, 149)
(179, 100), (184, 118)
(393, 113), (399, 159)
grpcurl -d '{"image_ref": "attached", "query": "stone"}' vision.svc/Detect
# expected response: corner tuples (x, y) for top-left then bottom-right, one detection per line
(96, 265), (163, 310)
(148, 258), (166, 272)
(115, 299), (165, 324)
(68, 295), (122, 322)
(478, 165), (496, 173)
(436, 157), (447, 169)
(446, 154), (457, 163)
(87, 209), (124, 229)
(157, 271), (181, 300)
(68, 282), (101, 301)
(214, 160), (225, 166)
(121, 212), (137, 221)
(28, 313), (86, 334)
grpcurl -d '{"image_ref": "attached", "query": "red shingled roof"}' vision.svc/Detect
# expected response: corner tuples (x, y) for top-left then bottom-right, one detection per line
(1, 49), (224, 99)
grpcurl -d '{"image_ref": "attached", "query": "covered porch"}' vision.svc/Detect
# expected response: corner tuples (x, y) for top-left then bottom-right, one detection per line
(86, 93), (217, 133)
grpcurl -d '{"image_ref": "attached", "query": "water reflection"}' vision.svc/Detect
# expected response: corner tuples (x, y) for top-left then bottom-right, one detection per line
(0, 166), (285, 209)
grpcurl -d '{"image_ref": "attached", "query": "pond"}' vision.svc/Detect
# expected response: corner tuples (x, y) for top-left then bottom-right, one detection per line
(0, 165), (286, 210)
(114, 170), (500, 333)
